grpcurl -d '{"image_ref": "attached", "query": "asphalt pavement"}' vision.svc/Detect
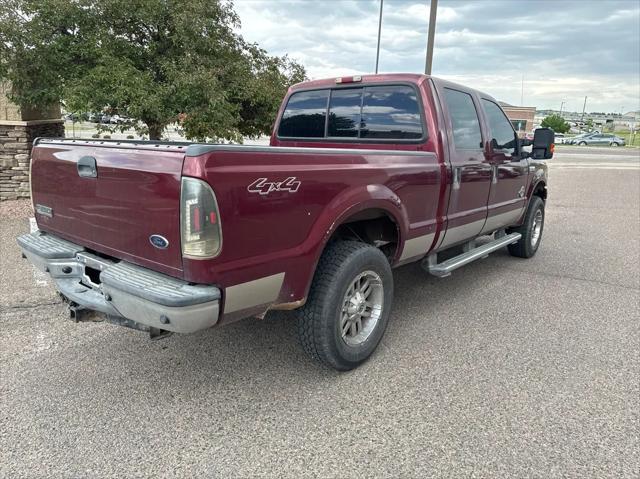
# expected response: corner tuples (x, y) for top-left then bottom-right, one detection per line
(1, 146), (639, 478)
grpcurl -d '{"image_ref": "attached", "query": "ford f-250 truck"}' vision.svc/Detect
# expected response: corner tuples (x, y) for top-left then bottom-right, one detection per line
(18, 74), (554, 370)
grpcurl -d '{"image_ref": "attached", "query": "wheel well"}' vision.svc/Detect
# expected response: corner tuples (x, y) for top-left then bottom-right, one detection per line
(329, 209), (399, 260)
(533, 182), (547, 202)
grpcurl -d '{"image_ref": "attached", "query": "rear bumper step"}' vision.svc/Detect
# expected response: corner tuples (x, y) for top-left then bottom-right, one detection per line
(424, 233), (522, 278)
(17, 231), (221, 334)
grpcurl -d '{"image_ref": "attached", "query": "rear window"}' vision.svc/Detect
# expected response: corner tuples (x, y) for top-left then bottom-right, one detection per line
(278, 89), (329, 138)
(278, 85), (424, 141)
(328, 89), (361, 137)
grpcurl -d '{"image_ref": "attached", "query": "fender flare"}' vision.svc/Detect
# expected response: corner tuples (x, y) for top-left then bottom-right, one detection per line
(527, 177), (547, 202)
(319, 184), (409, 245)
(297, 184), (410, 296)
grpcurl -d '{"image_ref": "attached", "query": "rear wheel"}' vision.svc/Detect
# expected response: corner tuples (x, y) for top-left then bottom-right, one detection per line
(296, 241), (393, 371)
(507, 196), (545, 258)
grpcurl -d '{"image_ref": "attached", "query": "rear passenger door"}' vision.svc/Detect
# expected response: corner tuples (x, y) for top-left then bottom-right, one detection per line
(437, 87), (492, 248)
(479, 99), (529, 233)
(599, 134), (613, 145)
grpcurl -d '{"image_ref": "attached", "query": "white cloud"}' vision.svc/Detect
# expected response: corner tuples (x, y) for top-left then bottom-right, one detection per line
(234, 0), (640, 112)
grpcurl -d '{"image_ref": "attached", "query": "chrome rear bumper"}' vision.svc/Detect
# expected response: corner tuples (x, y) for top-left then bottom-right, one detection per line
(17, 231), (220, 333)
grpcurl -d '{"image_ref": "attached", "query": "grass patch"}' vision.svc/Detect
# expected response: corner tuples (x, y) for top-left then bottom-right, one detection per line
(613, 131), (640, 147)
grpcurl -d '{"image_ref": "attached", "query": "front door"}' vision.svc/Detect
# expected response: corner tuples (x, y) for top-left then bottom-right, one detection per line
(479, 98), (530, 234)
(436, 85), (492, 249)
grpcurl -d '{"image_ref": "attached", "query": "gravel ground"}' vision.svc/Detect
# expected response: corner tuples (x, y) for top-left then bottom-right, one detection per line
(0, 199), (32, 219)
(1, 146), (639, 478)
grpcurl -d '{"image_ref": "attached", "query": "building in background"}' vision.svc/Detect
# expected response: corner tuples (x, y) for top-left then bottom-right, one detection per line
(1, 82), (64, 201)
(499, 102), (536, 137)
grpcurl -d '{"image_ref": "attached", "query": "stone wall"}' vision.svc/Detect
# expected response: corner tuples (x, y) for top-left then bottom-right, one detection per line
(0, 120), (64, 201)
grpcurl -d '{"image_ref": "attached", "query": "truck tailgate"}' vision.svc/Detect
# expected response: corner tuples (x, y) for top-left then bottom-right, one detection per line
(30, 140), (187, 277)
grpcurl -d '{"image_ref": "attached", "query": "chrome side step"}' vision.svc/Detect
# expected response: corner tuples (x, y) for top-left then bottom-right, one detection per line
(423, 232), (522, 278)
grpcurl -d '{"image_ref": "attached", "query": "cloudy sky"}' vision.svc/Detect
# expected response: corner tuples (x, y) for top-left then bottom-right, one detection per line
(235, 0), (640, 113)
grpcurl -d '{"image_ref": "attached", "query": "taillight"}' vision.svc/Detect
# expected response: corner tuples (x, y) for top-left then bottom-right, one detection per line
(180, 177), (222, 259)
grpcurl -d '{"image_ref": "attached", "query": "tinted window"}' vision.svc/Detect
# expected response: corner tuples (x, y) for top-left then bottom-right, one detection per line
(360, 86), (423, 139)
(278, 90), (329, 138)
(328, 88), (362, 137)
(443, 88), (482, 149)
(482, 99), (517, 154)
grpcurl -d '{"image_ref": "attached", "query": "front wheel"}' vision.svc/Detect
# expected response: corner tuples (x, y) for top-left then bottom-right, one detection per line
(507, 196), (545, 258)
(611, 142), (619, 147)
(578, 141), (587, 146)
(296, 241), (394, 371)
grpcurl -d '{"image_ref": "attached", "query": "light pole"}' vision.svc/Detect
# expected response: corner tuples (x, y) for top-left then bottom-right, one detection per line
(580, 96), (587, 122)
(559, 101), (565, 116)
(375, 0), (384, 74)
(424, 0), (438, 75)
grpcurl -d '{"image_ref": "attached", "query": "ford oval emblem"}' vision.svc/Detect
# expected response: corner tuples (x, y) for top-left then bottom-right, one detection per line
(149, 235), (169, 249)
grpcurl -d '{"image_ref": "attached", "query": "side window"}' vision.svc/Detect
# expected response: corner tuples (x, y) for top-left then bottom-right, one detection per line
(360, 86), (423, 139)
(328, 88), (362, 137)
(278, 89), (329, 138)
(481, 99), (517, 154)
(443, 88), (482, 150)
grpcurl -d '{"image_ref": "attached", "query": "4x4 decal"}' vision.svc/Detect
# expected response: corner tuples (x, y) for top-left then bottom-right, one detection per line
(247, 177), (301, 195)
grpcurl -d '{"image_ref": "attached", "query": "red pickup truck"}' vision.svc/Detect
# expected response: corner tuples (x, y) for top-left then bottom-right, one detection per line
(18, 74), (553, 370)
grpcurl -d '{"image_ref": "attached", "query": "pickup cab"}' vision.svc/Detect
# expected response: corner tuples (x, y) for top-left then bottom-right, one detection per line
(18, 74), (554, 370)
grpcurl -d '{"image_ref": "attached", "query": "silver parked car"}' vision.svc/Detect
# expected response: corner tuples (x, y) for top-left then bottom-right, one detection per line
(570, 133), (625, 146)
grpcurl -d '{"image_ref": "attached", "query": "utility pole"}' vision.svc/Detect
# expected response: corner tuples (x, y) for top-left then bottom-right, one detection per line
(580, 96), (587, 122)
(559, 101), (565, 115)
(424, 0), (438, 75)
(375, 0), (384, 74)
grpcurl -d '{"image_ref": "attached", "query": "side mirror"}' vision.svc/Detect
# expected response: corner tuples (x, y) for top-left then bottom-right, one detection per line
(532, 128), (555, 159)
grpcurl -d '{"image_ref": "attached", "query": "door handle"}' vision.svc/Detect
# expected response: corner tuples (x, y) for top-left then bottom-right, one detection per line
(453, 167), (462, 190)
(77, 156), (97, 178)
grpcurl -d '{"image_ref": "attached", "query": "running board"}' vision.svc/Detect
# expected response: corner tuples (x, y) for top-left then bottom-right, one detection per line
(423, 233), (522, 278)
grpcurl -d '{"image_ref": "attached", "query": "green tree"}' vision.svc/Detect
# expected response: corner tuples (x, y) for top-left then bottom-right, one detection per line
(0, 0), (305, 140)
(585, 118), (594, 131)
(540, 114), (570, 134)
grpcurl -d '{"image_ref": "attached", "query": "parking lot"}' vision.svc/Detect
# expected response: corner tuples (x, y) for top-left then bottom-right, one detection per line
(1, 146), (638, 477)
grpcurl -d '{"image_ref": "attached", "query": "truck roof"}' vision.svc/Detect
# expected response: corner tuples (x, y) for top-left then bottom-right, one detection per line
(288, 73), (499, 104)
(290, 73), (430, 91)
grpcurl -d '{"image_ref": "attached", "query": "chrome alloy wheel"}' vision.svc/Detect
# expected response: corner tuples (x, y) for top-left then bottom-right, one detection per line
(340, 270), (384, 346)
(531, 209), (543, 247)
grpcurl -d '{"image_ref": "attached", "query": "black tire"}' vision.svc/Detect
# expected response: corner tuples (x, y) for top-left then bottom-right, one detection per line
(611, 142), (619, 147)
(296, 241), (393, 371)
(507, 196), (545, 258)
(578, 141), (587, 146)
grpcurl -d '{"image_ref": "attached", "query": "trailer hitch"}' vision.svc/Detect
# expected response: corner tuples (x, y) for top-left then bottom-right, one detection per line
(68, 304), (102, 323)
(63, 296), (172, 340)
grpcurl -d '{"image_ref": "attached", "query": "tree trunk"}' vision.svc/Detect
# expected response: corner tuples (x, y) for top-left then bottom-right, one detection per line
(147, 123), (165, 140)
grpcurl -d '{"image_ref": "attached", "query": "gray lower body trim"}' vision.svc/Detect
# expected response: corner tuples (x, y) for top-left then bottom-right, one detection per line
(398, 233), (435, 262)
(438, 219), (486, 250)
(480, 208), (523, 234)
(224, 273), (286, 313)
